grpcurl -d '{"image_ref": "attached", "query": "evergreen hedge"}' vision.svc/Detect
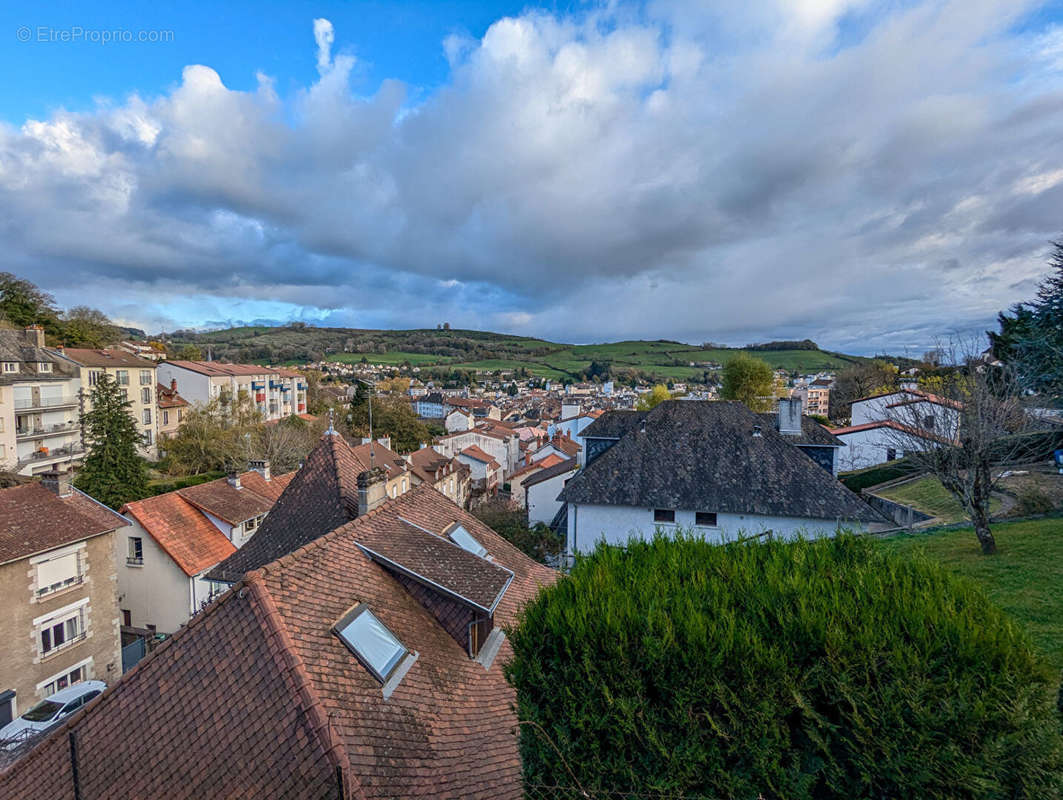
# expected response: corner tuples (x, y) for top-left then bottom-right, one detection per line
(506, 534), (1063, 799)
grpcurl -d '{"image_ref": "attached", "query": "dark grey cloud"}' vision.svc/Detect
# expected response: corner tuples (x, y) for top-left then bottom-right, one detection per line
(0, 2), (1061, 353)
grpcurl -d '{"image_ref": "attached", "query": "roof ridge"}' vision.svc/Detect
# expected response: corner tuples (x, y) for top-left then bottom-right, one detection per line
(246, 578), (363, 800)
(251, 486), (429, 580)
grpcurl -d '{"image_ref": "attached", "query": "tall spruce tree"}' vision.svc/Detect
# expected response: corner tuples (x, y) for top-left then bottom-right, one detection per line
(991, 240), (1063, 400)
(74, 372), (149, 509)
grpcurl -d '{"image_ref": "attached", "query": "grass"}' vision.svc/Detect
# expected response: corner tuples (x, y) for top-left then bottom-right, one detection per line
(326, 351), (450, 366)
(877, 476), (1002, 523)
(882, 517), (1063, 670)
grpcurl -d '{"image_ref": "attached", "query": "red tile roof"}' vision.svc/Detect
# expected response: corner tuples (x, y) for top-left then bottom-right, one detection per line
(458, 445), (495, 464)
(536, 453), (566, 469)
(828, 419), (956, 444)
(122, 493), (236, 577)
(0, 484), (128, 565)
(164, 360), (278, 377)
(1, 485), (556, 799)
(177, 476), (277, 525)
(61, 347), (156, 368)
(155, 382), (189, 409)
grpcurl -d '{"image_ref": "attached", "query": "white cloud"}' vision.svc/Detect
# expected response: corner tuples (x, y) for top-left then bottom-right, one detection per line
(1, 1), (1060, 352)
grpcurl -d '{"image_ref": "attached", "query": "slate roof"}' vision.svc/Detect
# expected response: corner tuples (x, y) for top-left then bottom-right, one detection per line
(0, 485), (556, 800)
(0, 484), (128, 565)
(207, 433), (366, 582)
(522, 456), (578, 489)
(757, 413), (844, 447)
(559, 401), (880, 523)
(580, 409), (649, 439)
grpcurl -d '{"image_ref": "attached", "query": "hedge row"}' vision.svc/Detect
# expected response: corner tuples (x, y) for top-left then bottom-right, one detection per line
(506, 534), (1063, 799)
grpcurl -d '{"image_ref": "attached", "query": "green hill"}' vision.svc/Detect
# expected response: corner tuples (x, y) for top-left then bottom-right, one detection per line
(164, 325), (873, 383)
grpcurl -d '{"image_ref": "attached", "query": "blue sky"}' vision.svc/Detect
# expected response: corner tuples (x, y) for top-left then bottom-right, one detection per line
(0, 1), (578, 123)
(1, 0), (1062, 353)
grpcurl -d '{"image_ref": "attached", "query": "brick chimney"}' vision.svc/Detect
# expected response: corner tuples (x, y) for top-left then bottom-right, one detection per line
(357, 467), (388, 516)
(170, 378), (177, 393)
(248, 459), (271, 481)
(40, 469), (72, 497)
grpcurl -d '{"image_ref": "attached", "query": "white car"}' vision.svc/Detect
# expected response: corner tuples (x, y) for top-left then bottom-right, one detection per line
(0, 681), (105, 747)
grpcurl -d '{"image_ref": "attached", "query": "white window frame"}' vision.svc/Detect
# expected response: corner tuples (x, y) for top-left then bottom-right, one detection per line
(332, 604), (409, 683)
(30, 543), (85, 598)
(2, 362), (17, 373)
(34, 598), (89, 659)
(36, 657), (93, 698)
(37, 362), (52, 373)
(127, 536), (144, 566)
(140, 370), (152, 386)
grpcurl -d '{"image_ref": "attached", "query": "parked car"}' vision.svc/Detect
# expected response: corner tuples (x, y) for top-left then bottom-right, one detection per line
(0, 681), (105, 748)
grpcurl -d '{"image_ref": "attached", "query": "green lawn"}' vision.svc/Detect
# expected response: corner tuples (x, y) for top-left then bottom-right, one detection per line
(877, 476), (1002, 524)
(882, 517), (1063, 670)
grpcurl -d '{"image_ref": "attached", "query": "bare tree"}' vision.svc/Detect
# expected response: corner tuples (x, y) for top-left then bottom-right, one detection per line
(881, 342), (1032, 555)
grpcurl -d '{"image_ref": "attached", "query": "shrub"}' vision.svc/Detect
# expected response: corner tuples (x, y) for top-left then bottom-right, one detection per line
(839, 459), (919, 492)
(506, 534), (1063, 799)
(1015, 486), (1055, 517)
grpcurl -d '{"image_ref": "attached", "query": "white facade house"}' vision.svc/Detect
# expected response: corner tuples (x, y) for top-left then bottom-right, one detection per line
(117, 467), (291, 633)
(525, 458), (579, 526)
(435, 427), (519, 476)
(445, 409), (474, 433)
(559, 401), (883, 557)
(834, 389), (961, 471)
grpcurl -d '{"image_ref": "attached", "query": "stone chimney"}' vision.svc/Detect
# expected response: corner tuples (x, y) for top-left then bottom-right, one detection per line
(357, 467), (388, 516)
(170, 378), (178, 393)
(248, 459), (271, 481)
(24, 325), (45, 348)
(227, 470), (242, 490)
(777, 397), (802, 436)
(40, 469), (72, 497)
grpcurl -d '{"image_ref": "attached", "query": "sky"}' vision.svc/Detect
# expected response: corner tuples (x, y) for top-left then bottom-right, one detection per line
(1, 0), (1062, 354)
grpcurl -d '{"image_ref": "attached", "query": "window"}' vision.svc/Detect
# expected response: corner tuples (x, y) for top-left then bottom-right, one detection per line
(38, 605), (86, 657)
(653, 509), (675, 523)
(886, 448), (897, 462)
(144, 430), (153, 446)
(36, 660), (92, 699)
(116, 370), (129, 386)
(34, 549), (82, 597)
(142, 408), (152, 425)
(122, 610), (131, 627)
(140, 370), (152, 385)
(120, 389), (128, 402)
(127, 537), (143, 566)
(695, 511), (718, 527)
(2, 362), (17, 373)
(88, 370), (101, 386)
(923, 415), (935, 430)
(163, 410), (169, 425)
(333, 605), (408, 683)
(246, 516), (258, 531)
(141, 387), (152, 404)
(37, 362), (51, 373)
(447, 523), (487, 557)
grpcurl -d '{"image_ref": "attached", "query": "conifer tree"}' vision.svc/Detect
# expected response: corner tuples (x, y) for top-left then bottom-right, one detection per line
(74, 373), (149, 509)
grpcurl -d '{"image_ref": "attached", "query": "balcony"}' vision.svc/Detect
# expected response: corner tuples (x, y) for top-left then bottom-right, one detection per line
(17, 444), (85, 469)
(15, 421), (79, 440)
(14, 395), (78, 412)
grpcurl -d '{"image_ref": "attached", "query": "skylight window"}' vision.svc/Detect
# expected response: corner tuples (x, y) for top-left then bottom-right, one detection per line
(333, 604), (408, 683)
(447, 523), (487, 558)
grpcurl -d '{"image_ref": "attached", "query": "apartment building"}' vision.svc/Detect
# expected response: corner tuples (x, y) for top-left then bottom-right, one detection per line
(156, 361), (306, 422)
(58, 349), (160, 460)
(0, 472), (127, 726)
(0, 328), (84, 477)
(793, 378), (832, 417)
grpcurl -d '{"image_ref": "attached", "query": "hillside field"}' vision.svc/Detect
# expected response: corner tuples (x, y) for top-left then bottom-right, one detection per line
(167, 325), (871, 382)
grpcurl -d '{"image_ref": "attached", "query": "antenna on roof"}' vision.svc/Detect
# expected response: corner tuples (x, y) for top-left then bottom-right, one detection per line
(369, 382), (375, 468)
